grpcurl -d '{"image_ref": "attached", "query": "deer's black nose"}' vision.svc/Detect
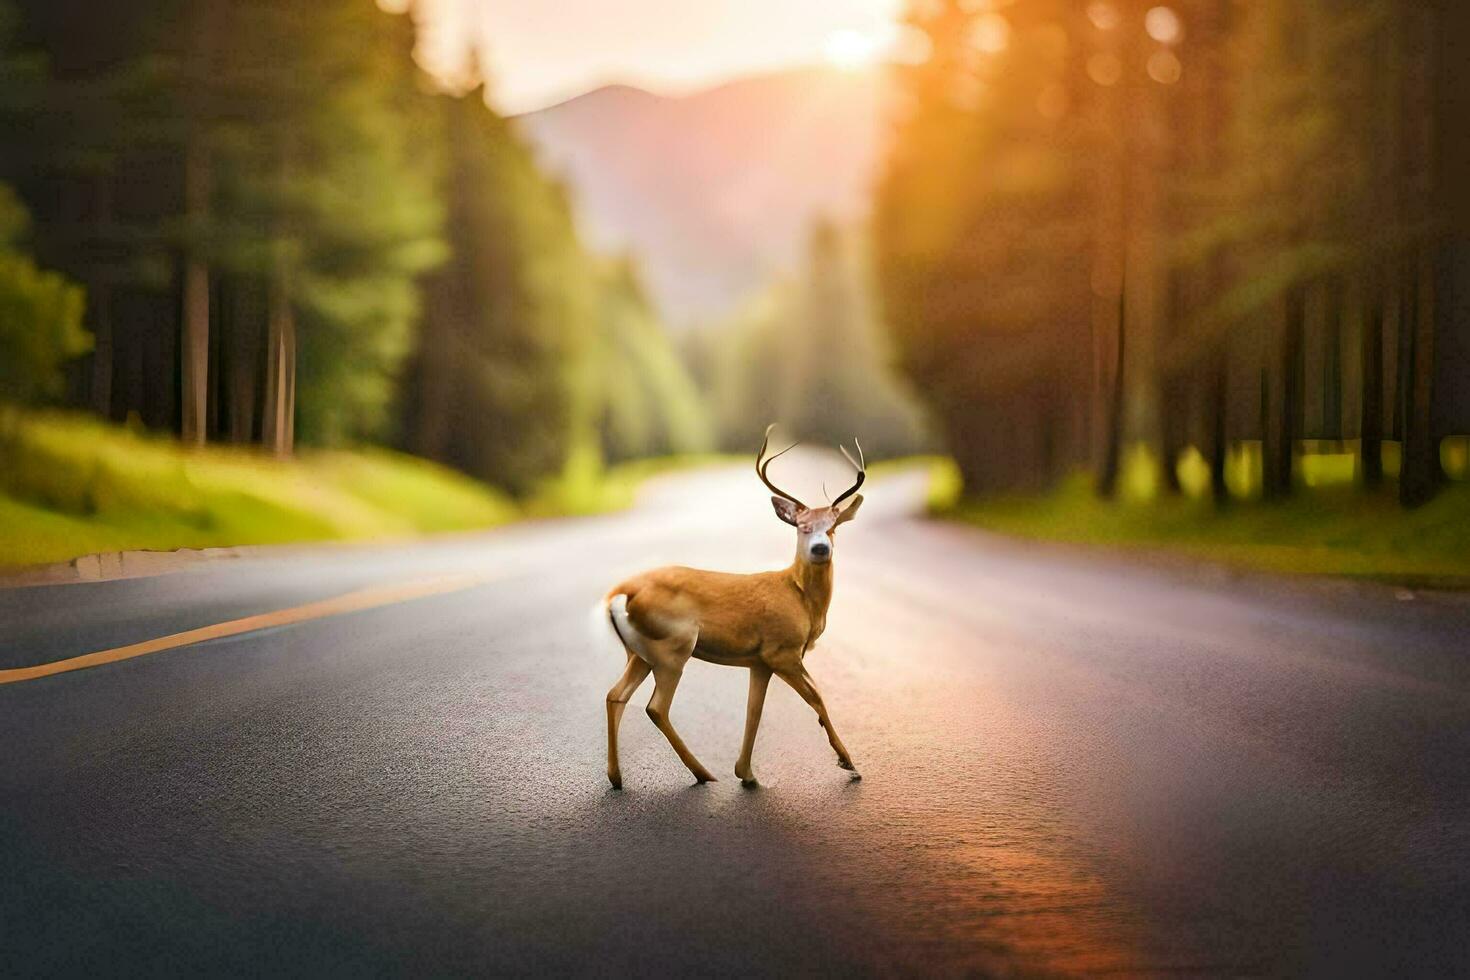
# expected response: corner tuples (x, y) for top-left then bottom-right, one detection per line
(811, 542), (830, 558)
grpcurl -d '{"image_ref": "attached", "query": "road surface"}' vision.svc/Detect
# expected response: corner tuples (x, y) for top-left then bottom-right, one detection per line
(4, 460), (1469, 976)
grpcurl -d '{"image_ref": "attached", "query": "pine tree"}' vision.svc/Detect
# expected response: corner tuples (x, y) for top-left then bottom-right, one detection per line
(594, 258), (711, 462)
(877, 0), (1093, 493)
(400, 75), (591, 493)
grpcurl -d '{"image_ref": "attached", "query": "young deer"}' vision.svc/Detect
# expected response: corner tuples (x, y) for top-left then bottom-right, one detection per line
(599, 425), (865, 788)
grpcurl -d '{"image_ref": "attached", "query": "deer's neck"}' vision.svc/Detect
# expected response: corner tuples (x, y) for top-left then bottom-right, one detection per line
(789, 554), (835, 628)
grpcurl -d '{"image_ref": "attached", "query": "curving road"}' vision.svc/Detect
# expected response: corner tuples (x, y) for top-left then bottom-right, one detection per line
(3, 460), (1469, 976)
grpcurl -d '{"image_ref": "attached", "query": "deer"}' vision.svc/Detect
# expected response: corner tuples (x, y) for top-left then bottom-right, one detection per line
(598, 425), (865, 789)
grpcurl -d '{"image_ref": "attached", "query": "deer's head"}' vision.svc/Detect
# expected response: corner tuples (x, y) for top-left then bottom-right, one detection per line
(756, 424), (865, 566)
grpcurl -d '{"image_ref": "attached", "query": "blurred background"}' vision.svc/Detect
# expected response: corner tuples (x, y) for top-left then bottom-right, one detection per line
(0, 0), (1466, 579)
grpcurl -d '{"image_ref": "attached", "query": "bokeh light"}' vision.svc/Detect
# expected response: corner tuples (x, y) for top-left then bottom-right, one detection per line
(1087, 52), (1123, 86)
(1147, 49), (1182, 84)
(969, 14), (1011, 56)
(1087, 2), (1121, 31)
(824, 29), (884, 70)
(1145, 6), (1183, 45)
(891, 25), (935, 66)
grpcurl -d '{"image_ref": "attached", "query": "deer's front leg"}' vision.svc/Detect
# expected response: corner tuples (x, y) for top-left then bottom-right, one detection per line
(647, 665), (717, 784)
(735, 667), (771, 786)
(779, 666), (860, 779)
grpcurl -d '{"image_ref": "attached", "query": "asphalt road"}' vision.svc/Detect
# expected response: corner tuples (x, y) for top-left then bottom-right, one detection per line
(3, 460), (1469, 977)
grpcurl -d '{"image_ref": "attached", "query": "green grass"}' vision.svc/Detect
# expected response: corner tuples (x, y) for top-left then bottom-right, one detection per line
(0, 410), (753, 570)
(9, 410), (1462, 588)
(935, 449), (1470, 588)
(0, 410), (518, 569)
(527, 443), (743, 517)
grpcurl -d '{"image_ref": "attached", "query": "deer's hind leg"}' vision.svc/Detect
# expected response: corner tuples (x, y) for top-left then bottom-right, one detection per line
(641, 629), (716, 784)
(606, 654), (651, 789)
(647, 664), (716, 784)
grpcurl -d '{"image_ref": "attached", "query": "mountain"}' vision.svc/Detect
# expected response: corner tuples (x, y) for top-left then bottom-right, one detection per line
(515, 67), (890, 327)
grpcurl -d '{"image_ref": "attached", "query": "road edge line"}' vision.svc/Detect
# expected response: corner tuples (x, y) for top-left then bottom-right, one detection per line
(0, 573), (491, 686)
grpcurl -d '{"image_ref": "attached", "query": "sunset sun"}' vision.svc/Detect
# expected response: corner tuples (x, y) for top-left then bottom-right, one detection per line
(823, 28), (884, 70)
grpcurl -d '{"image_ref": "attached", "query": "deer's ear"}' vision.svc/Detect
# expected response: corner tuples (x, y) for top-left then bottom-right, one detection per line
(834, 494), (864, 525)
(771, 496), (801, 526)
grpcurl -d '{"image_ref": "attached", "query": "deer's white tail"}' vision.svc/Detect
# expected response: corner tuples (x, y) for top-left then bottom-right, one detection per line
(592, 593), (654, 665)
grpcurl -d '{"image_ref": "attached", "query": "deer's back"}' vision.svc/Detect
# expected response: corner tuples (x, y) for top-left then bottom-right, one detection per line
(611, 565), (807, 665)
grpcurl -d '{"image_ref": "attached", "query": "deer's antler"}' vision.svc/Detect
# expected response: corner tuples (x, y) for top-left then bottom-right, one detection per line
(832, 437), (865, 508)
(757, 423), (806, 509)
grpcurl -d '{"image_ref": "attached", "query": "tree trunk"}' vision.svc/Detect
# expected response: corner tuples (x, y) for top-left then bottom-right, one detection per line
(1095, 281), (1127, 499)
(146, 292), (178, 430)
(88, 172), (115, 418)
(283, 327), (296, 456)
(207, 279), (222, 440)
(1259, 364), (1277, 499)
(1396, 0), (1468, 506)
(1038, 385), (1060, 490)
(179, 1), (218, 447)
(115, 296), (145, 425)
(224, 279), (261, 444)
(262, 131), (297, 457)
(1399, 247), (1440, 507)
(1283, 284), (1305, 494)
(180, 251), (209, 445)
(1159, 374), (1184, 495)
(90, 283), (113, 418)
(1359, 266), (1384, 487)
(1265, 286), (1305, 499)
(1322, 274), (1344, 438)
(409, 275), (455, 460)
(228, 346), (257, 444)
(947, 407), (988, 499)
(1209, 349), (1229, 506)
(262, 253), (295, 456)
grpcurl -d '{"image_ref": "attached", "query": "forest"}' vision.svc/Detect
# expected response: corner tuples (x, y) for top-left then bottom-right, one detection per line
(878, 0), (1469, 508)
(0, 0), (916, 501)
(0, 0), (679, 499)
(1, 0), (1467, 573)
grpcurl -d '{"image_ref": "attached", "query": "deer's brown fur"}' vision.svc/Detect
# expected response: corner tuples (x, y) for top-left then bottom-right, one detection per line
(601, 426), (865, 788)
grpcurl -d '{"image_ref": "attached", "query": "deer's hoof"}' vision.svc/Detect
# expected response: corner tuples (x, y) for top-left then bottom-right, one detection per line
(837, 758), (856, 771)
(694, 772), (718, 784)
(608, 771), (623, 790)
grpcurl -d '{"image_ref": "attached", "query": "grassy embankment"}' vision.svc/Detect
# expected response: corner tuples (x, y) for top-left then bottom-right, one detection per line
(525, 444), (741, 518)
(928, 444), (1470, 587)
(0, 411), (727, 570)
(7, 410), (1465, 586)
(0, 410), (517, 568)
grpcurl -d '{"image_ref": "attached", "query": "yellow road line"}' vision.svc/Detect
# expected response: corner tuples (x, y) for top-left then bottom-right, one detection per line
(0, 572), (492, 686)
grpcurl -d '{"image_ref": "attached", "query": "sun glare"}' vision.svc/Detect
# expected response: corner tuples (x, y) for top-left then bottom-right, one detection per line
(824, 29), (883, 70)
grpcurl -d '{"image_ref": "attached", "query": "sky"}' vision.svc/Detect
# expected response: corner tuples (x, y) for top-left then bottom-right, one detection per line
(406, 0), (906, 114)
